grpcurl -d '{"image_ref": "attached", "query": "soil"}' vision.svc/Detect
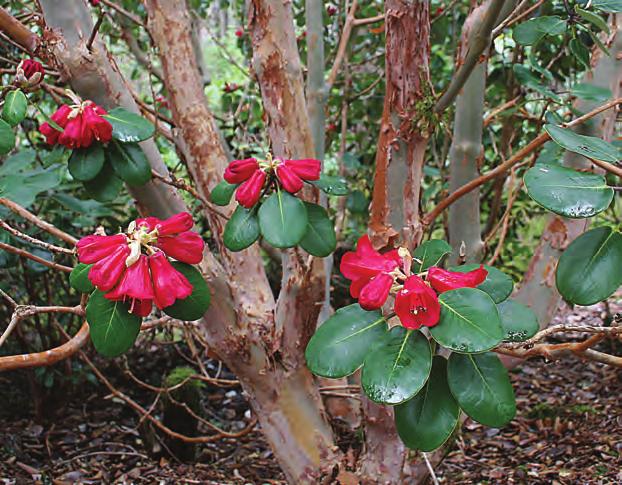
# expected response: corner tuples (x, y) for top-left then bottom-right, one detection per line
(1, 303), (620, 484)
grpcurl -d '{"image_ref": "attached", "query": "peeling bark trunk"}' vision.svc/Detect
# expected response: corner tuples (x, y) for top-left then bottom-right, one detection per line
(369, 0), (430, 251)
(363, 1), (431, 482)
(146, 1), (338, 482)
(514, 24), (622, 329)
(39, 0), (186, 219)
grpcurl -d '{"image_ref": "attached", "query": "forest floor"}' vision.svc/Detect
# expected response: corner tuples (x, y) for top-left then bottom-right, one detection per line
(1, 301), (621, 484)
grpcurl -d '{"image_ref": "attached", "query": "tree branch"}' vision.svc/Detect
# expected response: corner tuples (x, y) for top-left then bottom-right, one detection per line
(434, 0), (506, 114)
(0, 7), (40, 53)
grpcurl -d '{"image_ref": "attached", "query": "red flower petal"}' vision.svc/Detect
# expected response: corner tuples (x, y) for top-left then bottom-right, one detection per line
(157, 231), (205, 264)
(135, 216), (161, 232)
(106, 255), (154, 301)
(224, 158), (259, 184)
(40, 105), (71, 145)
(359, 272), (393, 310)
(129, 298), (152, 317)
(394, 275), (440, 329)
(76, 234), (128, 264)
(275, 163), (304, 193)
(340, 235), (398, 282)
(149, 252), (193, 309)
(235, 169), (266, 208)
(427, 265), (488, 294)
(154, 212), (194, 236)
(21, 59), (45, 79)
(283, 158), (321, 181)
(88, 244), (130, 291)
(58, 116), (83, 149)
(82, 105), (112, 144)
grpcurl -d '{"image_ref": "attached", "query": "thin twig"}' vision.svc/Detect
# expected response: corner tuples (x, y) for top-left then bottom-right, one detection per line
(0, 305), (84, 347)
(424, 96), (622, 226)
(0, 242), (73, 273)
(0, 219), (75, 255)
(87, 10), (105, 51)
(0, 198), (77, 245)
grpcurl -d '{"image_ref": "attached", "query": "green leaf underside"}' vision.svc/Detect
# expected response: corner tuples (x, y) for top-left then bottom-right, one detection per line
(305, 304), (388, 378)
(395, 356), (460, 452)
(223, 205), (260, 251)
(104, 107), (155, 143)
(299, 202), (336, 257)
(524, 165), (613, 219)
(163, 262), (211, 320)
(70, 263), (95, 293)
(448, 352), (516, 428)
(556, 226), (622, 305)
(570, 83), (612, 102)
(211, 180), (238, 206)
(450, 264), (513, 303)
(430, 287), (504, 353)
(108, 141), (152, 186)
(545, 124), (620, 163)
(2, 90), (28, 127)
(497, 299), (539, 342)
(361, 328), (432, 405)
(68, 144), (105, 181)
(413, 240), (452, 272)
(86, 290), (141, 357)
(258, 191), (308, 248)
(0, 119), (16, 155)
(513, 16), (566, 45)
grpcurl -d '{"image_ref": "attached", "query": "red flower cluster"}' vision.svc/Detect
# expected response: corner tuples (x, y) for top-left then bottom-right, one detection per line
(76, 212), (205, 317)
(327, 5), (338, 15)
(16, 59), (44, 87)
(40, 101), (113, 149)
(340, 236), (487, 329)
(223, 156), (321, 208)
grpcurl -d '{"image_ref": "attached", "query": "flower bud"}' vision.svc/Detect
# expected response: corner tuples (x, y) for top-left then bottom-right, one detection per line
(235, 169), (266, 208)
(15, 59), (44, 88)
(149, 252), (193, 309)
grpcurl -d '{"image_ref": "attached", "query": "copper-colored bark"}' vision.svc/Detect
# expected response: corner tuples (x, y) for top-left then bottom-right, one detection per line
(370, 0), (430, 250)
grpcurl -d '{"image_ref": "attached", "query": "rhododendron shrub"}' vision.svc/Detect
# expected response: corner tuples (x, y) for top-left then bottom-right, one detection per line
(69, 212), (210, 357)
(212, 155), (345, 254)
(39, 93), (157, 202)
(306, 236), (537, 451)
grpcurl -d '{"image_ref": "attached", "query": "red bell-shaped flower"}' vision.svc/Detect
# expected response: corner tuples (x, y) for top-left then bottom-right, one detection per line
(394, 275), (441, 329)
(106, 255), (155, 316)
(76, 234), (128, 264)
(82, 104), (112, 143)
(358, 272), (394, 310)
(235, 169), (266, 208)
(58, 116), (84, 149)
(224, 158), (259, 184)
(340, 235), (399, 290)
(40, 105), (72, 145)
(156, 231), (204, 264)
(427, 265), (488, 294)
(275, 162), (304, 193)
(149, 252), (193, 309)
(88, 244), (130, 291)
(154, 212), (194, 236)
(283, 158), (321, 181)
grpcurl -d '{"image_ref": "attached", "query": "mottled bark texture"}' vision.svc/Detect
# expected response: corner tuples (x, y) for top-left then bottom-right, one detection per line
(146, 1), (337, 483)
(447, 0), (516, 264)
(39, 0), (186, 219)
(514, 23), (622, 329)
(362, 1), (431, 483)
(369, 0), (431, 251)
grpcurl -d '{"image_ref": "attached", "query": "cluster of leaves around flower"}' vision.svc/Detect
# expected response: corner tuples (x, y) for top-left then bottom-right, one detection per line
(305, 237), (541, 452)
(523, 124), (622, 307)
(211, 156), (349, 255)
(69, 213), (211, 358)
(1, 70), (157, 204)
